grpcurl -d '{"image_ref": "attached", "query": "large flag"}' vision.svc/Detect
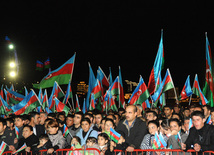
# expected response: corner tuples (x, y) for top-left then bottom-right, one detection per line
(128, 76), (150, 106)
(203, 33), (214, 107)
(193, 74), (208, 105)
(152, 69), (174, 102)
(33, 54), (75, 89)
(108, 67), (113, 86)
(11, 90), (41, 115)
(148, 30), (164, 94)
(55, 97), (70, 115)
(92, 79), (102, 100)
(36, 60), (44, 71)
(98, 66), (109, 88)
(179, 75), (193, 100)
(85, 63), (96, 110)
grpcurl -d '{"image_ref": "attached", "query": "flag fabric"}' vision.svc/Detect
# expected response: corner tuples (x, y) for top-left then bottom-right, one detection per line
(6, 88), (25, 102)
(42, 89), (49, 111)
(108, 67), (113, 86)
(158, 132), (167, 148)
(38, 88), (43, 102)
(82, 98), (86, 114)
(12, 143), (27, 154)
(92, 79), (102, 100)
(36, 60), (44, 71)
(206, 115), (212, 124)
(98, 66), (109, 88)
(86, 63), (96, 110)
(110, 128), (121, 143)
(33, 54), (75, 89)
(89, 94), (96, 111)
(128, 76), (150, 107)
(44, 57), (51, 69)
(203, 33), (214, 107)
(179, 75), (193, 100)
(152, 132), (161, 149)
(152, 69), (174, 102)
(24, 86), (28, 96)
(0, 141), (7, 155)
(63, 124), (70, 137)
(148, 30), (164, 94)
(15, 126), (19, 138)
(75, 94), (81, 112)
(11, 90), (41, 115)
(189, 118), (193, 131)
(110, 76), (120, 96)
(193, 74), (208, 105)
(55, 97), (70, 115)
(152, 132), (167, 149)
(63, 82), (72, 104)
(118, 66), (125, 108)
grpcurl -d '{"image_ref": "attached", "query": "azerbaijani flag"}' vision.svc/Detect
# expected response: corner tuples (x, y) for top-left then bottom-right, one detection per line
(13, 143), (27, 154)
(11, 90), (41, 115)
(55, 97), (70, 115)
(128, 76), (150, 107)
(148, 29), (164, 94)
(44, 57), (51, 69)
(98, 66), (109, 88)
(152, 132), (161, 149)
(33, 54), (75, 89)
(92, 79), (102, 100)
(75, 94), (81, 112)
(158, 132), (167, 148)
(203, 33), (214, 107)
(179, 75), (193, 100)
(82, 98), (87, 114)
(189, 118), (193, 130)
(118, 66), (125, 108)
(36, 60), (44, 71)
(110, 76), (120, 95)
(15, 126), (19, 138)
(206, 115), (212, 124)
(89, 93), (96, 111)
(0, 141), (7, 155)
(193, 74), (208, 105)
(110, 128), (121, 143)
(152, 69), (174, 102)
(63, 82), (72, 104)
(63, 124), (70, 137)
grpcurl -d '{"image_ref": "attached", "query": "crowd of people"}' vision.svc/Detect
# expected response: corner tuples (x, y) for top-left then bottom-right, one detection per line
(1, 103), (214, 155)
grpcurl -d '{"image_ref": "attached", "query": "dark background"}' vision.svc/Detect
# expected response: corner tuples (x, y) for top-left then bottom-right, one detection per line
(0, 0), (214, 93)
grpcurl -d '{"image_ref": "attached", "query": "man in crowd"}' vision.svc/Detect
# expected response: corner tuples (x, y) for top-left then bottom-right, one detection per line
(202, 105), (211, 122)
(116, 105), (147, 153)
(163, 105), (174, 119)
(29, 112), (45, 138)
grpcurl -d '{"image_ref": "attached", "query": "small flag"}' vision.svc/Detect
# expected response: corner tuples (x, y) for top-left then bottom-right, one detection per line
(13, 143), (27, 154)
(0, 141), (7, 155)
(44, 57), (51, 69)
(110, 128), (121, 143)
(15, 126), (19, 138)
(206, 115), (212, 124)
(189, 118), (193, 131)
(36, 60), (44, 71)
(63, 124), (70, 138)
(179, 75), (193, 100)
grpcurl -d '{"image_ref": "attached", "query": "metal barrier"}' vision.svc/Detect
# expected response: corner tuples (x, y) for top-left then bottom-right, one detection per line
(2, 148), (101, 155)
(114, 149), (214, 155)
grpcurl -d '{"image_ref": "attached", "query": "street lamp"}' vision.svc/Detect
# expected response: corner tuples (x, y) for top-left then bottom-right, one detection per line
(9, 71), (16, 77)
(8, 44), (14, 50)
(9, 62), (16, 68)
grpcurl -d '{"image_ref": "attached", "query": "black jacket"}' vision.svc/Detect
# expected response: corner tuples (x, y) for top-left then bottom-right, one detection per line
(0, 127), (16, 151)
(116, 117), (147, 149)
(185, 124), (214, 152)
(35, 125), (46, 138)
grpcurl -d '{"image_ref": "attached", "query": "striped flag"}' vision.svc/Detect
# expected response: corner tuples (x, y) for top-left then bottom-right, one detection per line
(110, 128), (121, 143)
(15, 126), (19, 138)
(206, 115), (212, 124)
(13, 143), (27, 154)
(0, 141), (7, 155)
(63, 124), (70, 138)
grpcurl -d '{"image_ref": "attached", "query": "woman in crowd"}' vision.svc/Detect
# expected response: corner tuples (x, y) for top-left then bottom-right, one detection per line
(103, 118), (115, 137)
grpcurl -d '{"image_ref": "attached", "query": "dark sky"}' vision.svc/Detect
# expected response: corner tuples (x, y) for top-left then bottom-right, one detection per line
(0, 0), (214, 91)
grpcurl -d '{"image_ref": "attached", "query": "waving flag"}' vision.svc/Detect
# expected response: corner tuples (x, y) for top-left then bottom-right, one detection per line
(0, 141), (7, 155)
(108, 67), (113, 86)
(15, 126), (19, 138)
(152, 69), (174, 102)
(82, 98), (86, 114)
(42, 89), (49, 111)
(128, 76), (150, 107)
(92, 79), (102, 100)
(11, 90), (41, 115)
(179, 75), (193, 100)
(193, 74), (208, 105)
(110, 128), (121, 143)
(6, 88), (25, 102)
(33, 54), (75, 89)
(86, 63), (96, 110)
(203, 33), (214, 107)
(44, 57), (51, 69)
(13, 143), (27, 154)
(55, 97), (70, 115)
(36, 60), (44, 71)
(98, 66), (109, 88)
(63, 82), (72, 104)
(118, 66), (125, 108)
(148, 30), (164, 94)
(75, 94), (81, 112)
(189, 118), (193, 131)
(63, 124), (70, 137)
(89, 93), (96, 111)
(206, 115), (212, 124)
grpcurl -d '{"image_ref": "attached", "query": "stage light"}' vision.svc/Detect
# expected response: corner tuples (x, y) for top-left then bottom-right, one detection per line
(9, 71), (16, 77)
(9, 62), (16, 68)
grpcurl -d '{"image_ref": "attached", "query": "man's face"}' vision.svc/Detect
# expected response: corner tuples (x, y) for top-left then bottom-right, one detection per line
(202, 106), (210, 117)
(66, 117), (74, 127)
(95, 114), (102, 125)
(59, 115), (65, 122)
(125, 106), (137, 122)
(211, 112), (214, 123)
(164, 107), (173, 118)
(74, 114), (82, 125)
(183, 110), (190, 117)
(192, 116), (205, 130)
(0, 122), (6, 134)
(146, 112), (155, 122)
(14, 118), (24, 128)
(34, 114), (41, 125)
(174, 107), (180, 114)
(22, 127), (33, 139)
(137, 107), (142, 116)
(40, 113), (47, 125)
(184, 119), (190, 132)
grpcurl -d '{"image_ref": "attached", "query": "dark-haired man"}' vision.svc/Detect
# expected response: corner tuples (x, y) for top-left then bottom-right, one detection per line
(163, 105), (174, 119)
(116, 105), (147, 153)
(182, 111), (214, 152)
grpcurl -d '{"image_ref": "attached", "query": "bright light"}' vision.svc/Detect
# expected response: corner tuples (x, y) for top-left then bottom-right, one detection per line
(9, 44), (14, 49)
(9, 71), (16, 77)
(9, 62), (16, 68)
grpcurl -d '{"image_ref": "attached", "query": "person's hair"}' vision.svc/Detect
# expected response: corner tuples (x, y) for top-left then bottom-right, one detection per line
(48, 113), (56, 118)
(44, 118), (54, 123)
(98, 133), (109, 141)
(58, 112), (65, 117)
(136, 105), (143, 110)
(161, 119), (170, 130)
(40, 112), (48, 117)
(73, 136), (81, 145)
(172, 113), (182, 120)
(194, 105), (203, 112)
(39, 134), (49, 141)
(29, 112), (40, 120)
(211, 107), (214, 113)
(114, 113), (121, 120)
(184, 116), (190, 121)
(23, 125), (33, 131)
(105, 118), (115, 127)
(148, 120), (159, 128)
(15, 115), (24, 120)
(202, 105), (211, 111)
(146, 110), (158, 118)
(118, 108), (125, 113)
(183, 107), (190, 112)
(0, 118), (7, 126)
(85, 113), (94, 119)
(163, 105), (173, 110)
(6, 118), (14, 124)
(75, 112), (84, 119)
(86, 137), (97, 144)
(191, 111), (205, 119)
(107, 114), (116, 121)
(66, 114), (74, 119)
(95, 112), (103, 118)
(169, 118), (182, 127)
(47, 120), (59, 128)
(22, 114), (30, 121)
(81, 117), (91, 125)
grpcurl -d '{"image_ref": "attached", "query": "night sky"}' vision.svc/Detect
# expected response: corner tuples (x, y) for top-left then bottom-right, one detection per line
(0, 1), (214, 92)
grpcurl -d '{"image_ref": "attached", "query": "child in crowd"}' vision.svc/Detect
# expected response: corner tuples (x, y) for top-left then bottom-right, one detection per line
(86, 137), (99, 155)
(160, 119), (172, 138)
(97, 133), (109, 154)
(70, 136), (81, 149)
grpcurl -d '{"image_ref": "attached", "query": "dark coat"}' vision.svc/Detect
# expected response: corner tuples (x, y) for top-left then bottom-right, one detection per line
(0, 127), (16, 151)
(35, 125), (46, 138)
(185, 124), (214, 152)
(116, 117), (147, 149)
